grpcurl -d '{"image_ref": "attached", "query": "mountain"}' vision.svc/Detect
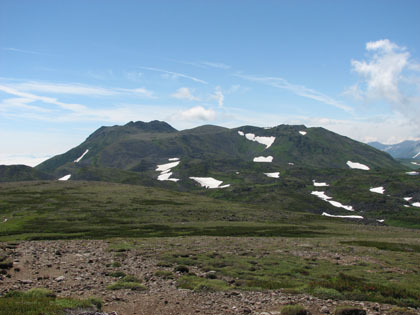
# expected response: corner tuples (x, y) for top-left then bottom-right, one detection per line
(369, 140), (420, 159)
(3, 120), (419, 228)
(36, 120), (402, 182)
(0, 165), (54, 182)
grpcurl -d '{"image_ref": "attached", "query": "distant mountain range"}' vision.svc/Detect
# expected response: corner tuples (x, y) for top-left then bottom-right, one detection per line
(369, 140), (420, 160)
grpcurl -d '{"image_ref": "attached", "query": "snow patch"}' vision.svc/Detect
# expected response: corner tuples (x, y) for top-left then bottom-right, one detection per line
(411, 162), (420, 166)
(313, 180), (329, 187)
(404, 205), (410, 208)
(2, 218), (8, 223)
(238, 131), (276, 149)
(156, 161), (180, 172)
(264, 172), (280, 178)
(413, 151), (420, 159)
(189, 177), (230, 189)
(299, 131), (307, 136)
(404, 197), (413, 202)
(311, 191), (332, 201)
(322, 212), (363, 219)
(74, 149), (89, 163)
(406, 171), (419, 175)
(347, 161), (370, 170)
(288, 162), (294, 166)
(156, 159), (180, 182)
(311, 191), (354, 211)
(253, 156), (273, 163)
(58, 174), (71, 181)
(413, 202), (420, 208)
(377, 219), (385, 223)
(327, 200), (354, 211)
(370, 186), (385, 194)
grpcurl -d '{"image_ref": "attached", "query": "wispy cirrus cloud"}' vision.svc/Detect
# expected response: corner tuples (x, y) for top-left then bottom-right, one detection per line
(200, 61), (231, 69)
(236, 73), (352, 113)
(171, 87), (200, 101)
(2, 81), (155, 98)
(139, 66), (208, 84)
(172, 60), (231, 70)
(2, 47), (53, 56)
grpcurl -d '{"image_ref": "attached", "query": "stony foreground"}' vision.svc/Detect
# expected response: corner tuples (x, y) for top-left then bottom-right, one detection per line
(1, 240), (419, 315)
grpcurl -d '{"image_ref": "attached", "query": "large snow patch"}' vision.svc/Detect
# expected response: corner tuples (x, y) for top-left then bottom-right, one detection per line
(253, 156), (273, 163)
(347, 161), (370, 170)
(322, 212), (363, 219)
(189, 177), (230, 189)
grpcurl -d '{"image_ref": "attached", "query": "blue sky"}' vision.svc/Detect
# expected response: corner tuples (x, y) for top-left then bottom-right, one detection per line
(1, 1), (420, 165)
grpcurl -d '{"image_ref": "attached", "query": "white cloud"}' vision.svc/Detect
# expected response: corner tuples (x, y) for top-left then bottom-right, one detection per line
(236, 73), (352, 112)
(140, 66), (208, 84)
(210, 86), (224, 107)
(172, 106), (216, 121)
(171, 87), (200, 101)
(348, 39), (420, 126)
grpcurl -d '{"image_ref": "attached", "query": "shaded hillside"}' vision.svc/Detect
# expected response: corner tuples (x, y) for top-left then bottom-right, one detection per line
(0, 165), (54, 182)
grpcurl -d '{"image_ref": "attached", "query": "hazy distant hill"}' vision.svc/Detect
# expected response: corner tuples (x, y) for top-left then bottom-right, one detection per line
(369, 140), (420, 159)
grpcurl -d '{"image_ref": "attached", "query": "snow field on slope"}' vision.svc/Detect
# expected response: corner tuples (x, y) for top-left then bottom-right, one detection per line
(313, 180), (329, 187)
(370, 186), (385, 194)
(347, 161), (370, 170)
(74, 149), (89, 163)
(189, 177), (230, 189)
(311, 191), (354, 211)
(237, 131), (276, 149)
(253, 156), (273, 163)
(322, 212), (363, 219)
(264, 172), (280, 178)
(156, 160), (180, 182)
(58, 174), (71, 181)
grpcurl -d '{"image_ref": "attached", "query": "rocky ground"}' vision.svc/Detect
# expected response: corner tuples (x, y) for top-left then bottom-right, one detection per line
(1, 240), (419, 315)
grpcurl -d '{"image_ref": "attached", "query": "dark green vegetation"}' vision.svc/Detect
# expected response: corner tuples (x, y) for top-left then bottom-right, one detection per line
(0, 288), (101, 315)
(0, 180), (333, 241)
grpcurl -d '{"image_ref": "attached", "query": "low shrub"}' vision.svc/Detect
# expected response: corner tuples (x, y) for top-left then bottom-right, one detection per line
(280, 304), (310, 315)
